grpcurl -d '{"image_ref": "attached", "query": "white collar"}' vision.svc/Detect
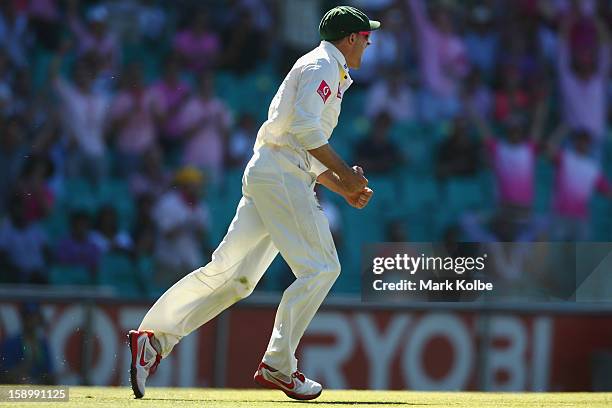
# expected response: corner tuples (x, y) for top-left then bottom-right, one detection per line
(320, 41), (349, 72)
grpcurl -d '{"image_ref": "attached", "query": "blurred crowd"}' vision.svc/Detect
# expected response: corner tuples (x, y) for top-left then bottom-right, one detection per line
(0, 0), (611, 296)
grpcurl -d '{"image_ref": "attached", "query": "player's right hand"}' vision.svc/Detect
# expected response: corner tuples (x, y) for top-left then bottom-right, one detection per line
(343, 167), (368, 194)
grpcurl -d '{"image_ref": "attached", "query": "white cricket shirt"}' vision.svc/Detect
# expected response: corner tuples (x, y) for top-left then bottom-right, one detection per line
(254, 41), (353, 177)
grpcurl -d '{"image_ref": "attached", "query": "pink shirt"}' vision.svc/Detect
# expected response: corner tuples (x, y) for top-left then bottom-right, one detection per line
(173, 30), (220, 71)
(110, 88), (163, 154)
(486, 138), (536, 207)
(408, 0), (469, 97)
(151, 79), (189, 138)
(552, 149), (610, 219)
(177, 97), (231, 174)
(557, 37), (609, 140)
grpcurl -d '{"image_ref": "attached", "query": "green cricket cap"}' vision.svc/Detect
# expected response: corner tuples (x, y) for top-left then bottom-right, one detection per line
(319, 5), (381, 42)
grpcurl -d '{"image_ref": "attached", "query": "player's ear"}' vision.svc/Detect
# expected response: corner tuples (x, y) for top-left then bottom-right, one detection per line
(348, 33), (356, 45)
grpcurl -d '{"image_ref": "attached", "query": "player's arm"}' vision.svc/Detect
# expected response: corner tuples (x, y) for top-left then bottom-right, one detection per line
(290, 62), (367, 193)
(317, 168), (373, 209)
(309, 144), (367, 194)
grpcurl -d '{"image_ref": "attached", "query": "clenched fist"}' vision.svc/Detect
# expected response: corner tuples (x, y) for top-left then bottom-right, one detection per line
(344, 186), (373, 209)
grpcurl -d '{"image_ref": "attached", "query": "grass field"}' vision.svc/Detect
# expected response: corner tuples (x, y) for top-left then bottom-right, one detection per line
(2, 387), (612, 408)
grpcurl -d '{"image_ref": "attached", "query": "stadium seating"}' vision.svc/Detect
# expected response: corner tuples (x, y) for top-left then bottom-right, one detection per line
(98, 252), (146, 298)
(50, 264), (94, 286)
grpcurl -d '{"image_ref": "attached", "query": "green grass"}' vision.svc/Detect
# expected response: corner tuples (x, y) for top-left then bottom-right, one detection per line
(2, 387), (612, 407)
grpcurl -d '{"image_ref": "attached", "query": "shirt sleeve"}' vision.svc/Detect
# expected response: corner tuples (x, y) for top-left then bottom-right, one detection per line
(289, 62), (335, 150)
(309, 153), (328, 177)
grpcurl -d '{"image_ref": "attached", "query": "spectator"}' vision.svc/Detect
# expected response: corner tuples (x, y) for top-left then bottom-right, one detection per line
(28, 0), (62, 51)
(132, 221), (157, 296)
(173, 8), (221, 72)
(492, 63), (530, 123)
(276, 0), (321, 74)
(67, 3), (119, 76)
(354, 113), (404, 174)
(463, 5), (498, 78)
(132, 192), (157, 295)
(14, 154), (55, 222)
(0, 51), (13, 116)
(547, 127), (612, 241)
(227, 113), (257, 169)
(353, 7), (408, 84)
(461, 206), (544, 243)
(55, 210), (100, 278)
(435, 116), (481, 181)
(133, 222), (155, 261)
(365, 67), (416, 122)
(0, 303), (55, 384)
(228, 0), (273, 34)
(110, 63), (164, 175)
(129, 144), (170, 198)
(89, 204), (133, 254)
(407, 0), (469, 119)
(132, 193), (156, 236)
(152, 167), (210, 288)
(0, 116), (27, 213)
(6, 68), (32, 119)
(469, 96), (548, 210)
(461, 68), (493, 119)
(177, 72), (231, 181)
(52, 56), (110, 185)
(135, 0), (168, 44)
(151, 55), (190, 147)
(460, 207), (548, 284)
(497, 14), (540, 82)
(0, 2), (29, 67)
(0, 194), (50, 284)
(557, 14), (610, 145)
(219, 7), (266, 74)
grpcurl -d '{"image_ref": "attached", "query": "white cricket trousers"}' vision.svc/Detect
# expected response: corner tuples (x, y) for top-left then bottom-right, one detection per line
(139, 144), (340, 375)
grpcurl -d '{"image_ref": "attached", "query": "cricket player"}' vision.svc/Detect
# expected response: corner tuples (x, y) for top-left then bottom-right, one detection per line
(128, 6), (379, 401)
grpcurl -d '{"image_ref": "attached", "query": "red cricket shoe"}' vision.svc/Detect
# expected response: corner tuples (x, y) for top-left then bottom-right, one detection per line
(253, 362), (322, 401)
(127, 330), (161, 399)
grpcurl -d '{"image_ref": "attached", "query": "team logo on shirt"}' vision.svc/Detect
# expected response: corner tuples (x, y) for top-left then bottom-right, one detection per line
(317, 80), (331, 103)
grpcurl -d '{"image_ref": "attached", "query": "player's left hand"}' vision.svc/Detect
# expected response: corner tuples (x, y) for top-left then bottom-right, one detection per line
(344, 186), (373, 209)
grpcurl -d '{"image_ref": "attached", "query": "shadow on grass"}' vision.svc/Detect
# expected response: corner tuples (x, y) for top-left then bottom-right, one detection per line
(144, 399), (426, 405)
(289, 402), (428, 406)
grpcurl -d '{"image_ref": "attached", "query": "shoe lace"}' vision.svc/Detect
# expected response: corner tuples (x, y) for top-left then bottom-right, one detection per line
(292, 371), (305, 383)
